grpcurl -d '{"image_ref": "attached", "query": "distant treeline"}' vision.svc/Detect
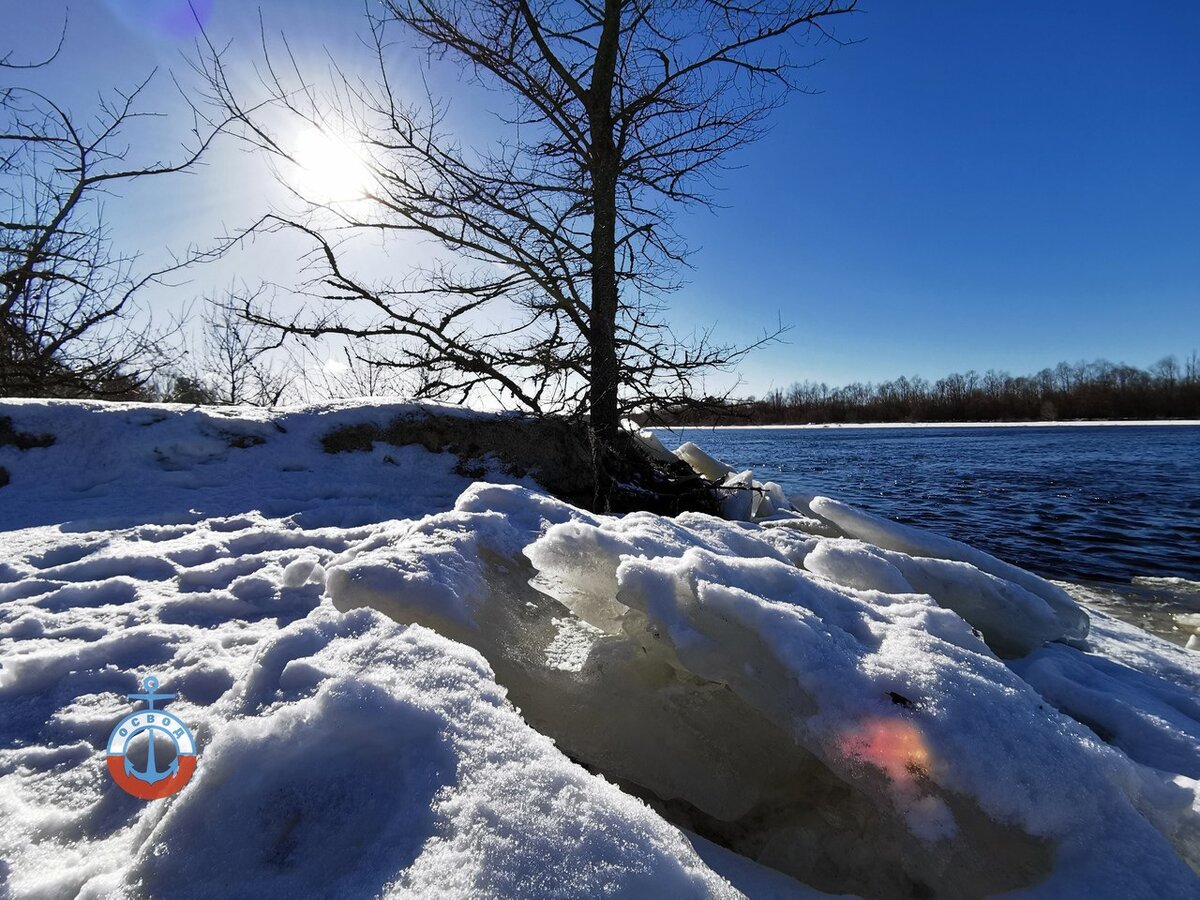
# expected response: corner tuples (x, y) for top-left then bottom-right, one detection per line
(650, 355), (1200, 426)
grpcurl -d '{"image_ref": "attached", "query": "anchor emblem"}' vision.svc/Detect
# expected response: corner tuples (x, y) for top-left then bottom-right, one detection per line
(105, 675), (198, 800)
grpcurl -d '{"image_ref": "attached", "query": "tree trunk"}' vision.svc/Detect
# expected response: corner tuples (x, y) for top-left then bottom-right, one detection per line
(587, 0), (623, 449)
(589, 155), (619, 446)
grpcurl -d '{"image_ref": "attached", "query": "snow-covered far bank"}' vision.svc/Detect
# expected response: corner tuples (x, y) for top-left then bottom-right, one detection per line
(658, 419), (1200, 430)
(1, 400), (1198, 898)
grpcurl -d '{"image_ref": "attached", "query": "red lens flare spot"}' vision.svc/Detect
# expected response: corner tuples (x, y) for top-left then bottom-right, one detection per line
(839, 717), (932, 785)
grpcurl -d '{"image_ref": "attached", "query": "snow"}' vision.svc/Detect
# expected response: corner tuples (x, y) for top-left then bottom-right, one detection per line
(1010, 607), (1200, 779)
(0, 399), (504, 531)
(103, 612), (734, 900)
(1, 401), (1198, 898)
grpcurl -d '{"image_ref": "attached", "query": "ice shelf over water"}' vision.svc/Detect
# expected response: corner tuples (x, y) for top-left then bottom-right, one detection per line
(0, 401), (1198, 899)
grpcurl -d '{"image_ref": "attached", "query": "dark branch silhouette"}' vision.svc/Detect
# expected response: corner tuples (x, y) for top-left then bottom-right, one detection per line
(1, 44), (228, 397)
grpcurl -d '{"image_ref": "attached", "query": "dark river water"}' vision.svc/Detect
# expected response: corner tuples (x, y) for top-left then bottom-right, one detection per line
(667, 425), (1200, 587)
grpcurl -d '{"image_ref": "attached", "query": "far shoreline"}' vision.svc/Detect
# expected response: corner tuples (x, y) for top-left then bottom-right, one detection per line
(656, 419), (1200, 431)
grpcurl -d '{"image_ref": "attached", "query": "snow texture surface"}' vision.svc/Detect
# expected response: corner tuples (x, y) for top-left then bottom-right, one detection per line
(1, 401), (1198, 899)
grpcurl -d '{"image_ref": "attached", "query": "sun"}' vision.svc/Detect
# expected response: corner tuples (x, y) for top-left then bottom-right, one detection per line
(291, 128), (371, 203)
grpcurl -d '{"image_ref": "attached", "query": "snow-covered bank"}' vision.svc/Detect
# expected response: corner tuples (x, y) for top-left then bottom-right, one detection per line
(0, 399), (519, 532)
(2, 401), (1198, 898)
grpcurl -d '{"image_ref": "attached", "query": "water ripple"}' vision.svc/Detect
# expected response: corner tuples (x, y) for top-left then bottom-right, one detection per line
(670, 425), (1200, 585)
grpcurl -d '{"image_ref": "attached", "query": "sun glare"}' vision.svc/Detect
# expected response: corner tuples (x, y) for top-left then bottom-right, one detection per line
(292, 128), (371, 203)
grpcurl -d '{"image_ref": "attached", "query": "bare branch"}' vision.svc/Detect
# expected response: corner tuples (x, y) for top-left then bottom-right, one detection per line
(2, 52), (229, 397)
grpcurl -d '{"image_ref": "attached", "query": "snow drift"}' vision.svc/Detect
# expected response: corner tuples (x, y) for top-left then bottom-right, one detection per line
(328, 484), (1199, 898)
(2, 400), (1199, 898)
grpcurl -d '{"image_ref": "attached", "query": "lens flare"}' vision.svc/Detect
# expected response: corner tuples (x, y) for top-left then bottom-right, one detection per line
(839, 717), (932, 785)
(101, 0), (214, 39)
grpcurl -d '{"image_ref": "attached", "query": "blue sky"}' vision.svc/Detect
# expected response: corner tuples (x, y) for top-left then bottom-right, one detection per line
(5, 1), (1198, 396)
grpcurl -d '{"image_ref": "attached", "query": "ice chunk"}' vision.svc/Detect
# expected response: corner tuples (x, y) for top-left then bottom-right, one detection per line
(757, 481), (791, 517)
(525, 509), (790, 632)
(757, 508), (835, 535)
(757, 529), (821, 568)
(807, 539), (1069, 658)
(752, 490), (774, 519)
(810, 496), (1090, 643)
(631, 428), (681, 465)
(786, 494), (845, 537)
(674, 441), (734, 482)
(764, 481), (789, 508)
(805, 539), (915, 595)
(325, 511), (532, 635)
(718, 470), (756, 522)
(454, 482), (590, 534)
(543, 616), (604, 672)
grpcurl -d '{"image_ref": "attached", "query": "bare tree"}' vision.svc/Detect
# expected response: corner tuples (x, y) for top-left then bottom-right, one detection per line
(198, 0), (856, 445)
(1151, 355), (1179, 387)
(1, 44), (224, 397)
(296, 341), (413, 402)
(194, 287), (295, 406)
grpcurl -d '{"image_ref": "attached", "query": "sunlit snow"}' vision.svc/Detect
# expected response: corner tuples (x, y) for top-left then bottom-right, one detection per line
(1, 400), (1197, 898)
